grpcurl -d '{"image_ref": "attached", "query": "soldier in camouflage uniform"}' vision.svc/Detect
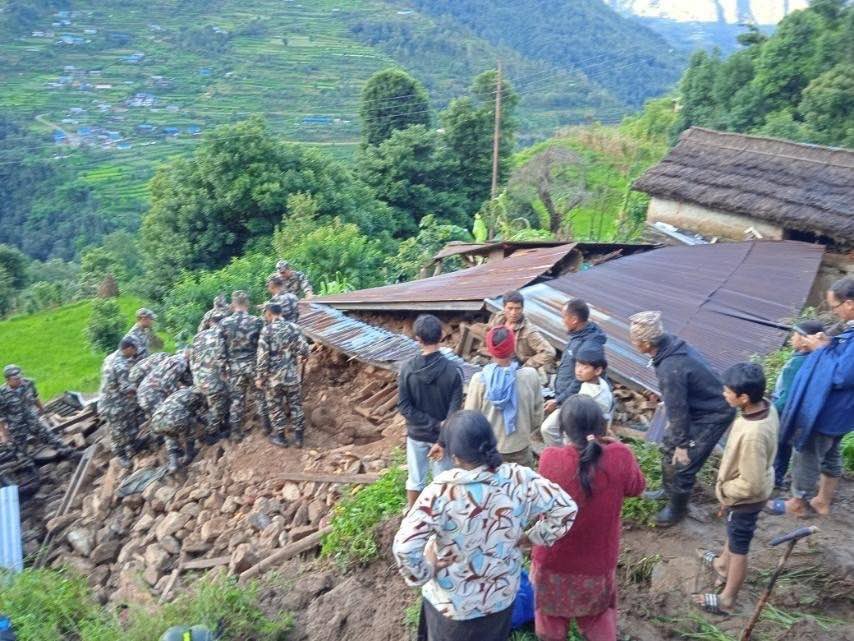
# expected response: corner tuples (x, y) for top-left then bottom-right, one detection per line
(219, 291), (263, 442)
(0, 365), (71, 465)
(128, 352), (170, 387)
(136, 350), (193, 417)
(150, 386), (207, 473)
(124, 308), (157, 358)
(256, 303), (309, 448)
(268, 260), (313, 299)
(198, 294), (230, 332)
(264, 275), (301, 323)
(99, 338), (141, 467)
(191, 322), (228, 441)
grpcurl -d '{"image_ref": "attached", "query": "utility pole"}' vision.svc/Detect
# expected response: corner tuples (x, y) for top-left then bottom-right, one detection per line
(490, 61), (502, 199)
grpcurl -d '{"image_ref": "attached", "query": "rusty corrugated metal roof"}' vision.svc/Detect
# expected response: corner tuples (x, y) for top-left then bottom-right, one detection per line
(489, 241), (824, 393)
(298, 303), (479, 382)
(432, 240), (569, 261)
(315, 244), (578, 311)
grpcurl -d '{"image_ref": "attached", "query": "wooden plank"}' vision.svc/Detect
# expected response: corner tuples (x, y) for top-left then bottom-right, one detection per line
(158, 552), (187, 604)
(238, 526), (332, 584)
(271, 471), (379, 485)
(181, 555), (231, 571)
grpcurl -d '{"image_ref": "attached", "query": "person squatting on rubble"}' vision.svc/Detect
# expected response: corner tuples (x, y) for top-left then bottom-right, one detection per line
(255, 302), (309, 449)
(191, 317), (229, 442)
(124, 308), (157, 358)
(693, 362), (778, 616)
(218, 291), (263, 443)
(543, 299), (608, 439)
(770, 319), (825, 489)
(532, 395), (645, 641)
(393, 410), (578, 641)
(769, 276), (854, 518)
(629, 311), (735, 527)
(99, 337), (141, 468)
(0, 365), (72, 469)
(151, 386), (208, 474)
(397, 314), (462, 511)
(136, 348), (192, 418)
(542, 342), (614, 446)
(465, 326), (543, 468)
(488, 290), (556, 384)
(268, 260), (314, 299)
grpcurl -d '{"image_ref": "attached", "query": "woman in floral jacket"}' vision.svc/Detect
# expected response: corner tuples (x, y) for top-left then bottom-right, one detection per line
(393, 410), (578, 641)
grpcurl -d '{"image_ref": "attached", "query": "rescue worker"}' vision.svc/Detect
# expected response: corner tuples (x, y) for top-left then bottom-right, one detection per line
(99, 338), (141, 467)
(263, 275), (300, 322)
(0, 365), (71, 463)
(136, 349), (192, 417)
(124, 308), (157, 358)
(198, 294), (230, 332)
(190, 320), (228, 442)
(150, 387), (207, 473)
(268, 260), (313, 299)
(128, 352), (170, 388)
(218, 291), (263, 442)
(256, 302), (309, 448)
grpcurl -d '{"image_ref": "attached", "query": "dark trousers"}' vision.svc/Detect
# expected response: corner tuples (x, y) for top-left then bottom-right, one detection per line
(661, 420), (731, 496)
(773, 440), (793, 488)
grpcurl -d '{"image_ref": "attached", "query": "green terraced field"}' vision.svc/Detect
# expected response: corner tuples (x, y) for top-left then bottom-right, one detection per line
(0, 0), (659, 231)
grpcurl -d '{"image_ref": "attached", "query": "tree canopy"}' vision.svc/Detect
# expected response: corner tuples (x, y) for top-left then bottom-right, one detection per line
(359, 69), (431, 147)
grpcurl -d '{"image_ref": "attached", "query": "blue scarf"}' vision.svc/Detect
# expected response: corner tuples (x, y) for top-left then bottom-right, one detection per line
(483, 361), (519, 435)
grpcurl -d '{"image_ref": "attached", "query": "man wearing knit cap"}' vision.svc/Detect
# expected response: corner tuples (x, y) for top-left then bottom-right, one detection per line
(630, 311), (735, 526)
(464, 326), (543, 467)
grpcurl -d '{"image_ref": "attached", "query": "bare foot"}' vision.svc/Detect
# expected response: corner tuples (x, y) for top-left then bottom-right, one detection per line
(712, 557), (727, 579)
(784, 498), (811, 518)
(808, 497), (830, 515)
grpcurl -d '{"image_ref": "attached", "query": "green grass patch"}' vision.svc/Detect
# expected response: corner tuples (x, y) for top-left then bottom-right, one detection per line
(842, 432), (854, 474)
(622, 438), (663, 527)
(0, 568), (292, 641)
(321, 461), (406, 567)
(0, 296), (156, 399)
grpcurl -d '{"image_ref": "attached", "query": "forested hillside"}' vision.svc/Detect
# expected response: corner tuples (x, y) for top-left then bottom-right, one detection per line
(0, 0), (685, 264)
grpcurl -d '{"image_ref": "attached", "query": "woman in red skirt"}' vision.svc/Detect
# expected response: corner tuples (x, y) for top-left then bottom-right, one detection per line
(532, 395), (646, 641)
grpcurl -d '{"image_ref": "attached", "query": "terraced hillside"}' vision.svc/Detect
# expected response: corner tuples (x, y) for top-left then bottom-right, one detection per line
(0, 0), (682, 232)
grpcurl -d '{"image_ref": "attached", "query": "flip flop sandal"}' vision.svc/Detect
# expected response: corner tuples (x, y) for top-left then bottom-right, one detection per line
(693, 593), (731, 616)
(696, 549), (727, 589)
(764, 498), (787, 515)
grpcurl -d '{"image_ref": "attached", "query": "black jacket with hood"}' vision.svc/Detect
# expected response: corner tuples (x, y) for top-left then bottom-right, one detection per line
(652, 334), (736, 448)
(397, 351), (463, 443)
(554, 321), (608, 405)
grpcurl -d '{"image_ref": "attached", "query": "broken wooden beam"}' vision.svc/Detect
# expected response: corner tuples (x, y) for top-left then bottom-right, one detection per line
(238, 526), (332, 584)
(181, 555), (231, 571)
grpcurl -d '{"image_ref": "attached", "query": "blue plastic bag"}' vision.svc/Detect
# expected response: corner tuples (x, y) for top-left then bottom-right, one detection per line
(511, 569), (535, 629)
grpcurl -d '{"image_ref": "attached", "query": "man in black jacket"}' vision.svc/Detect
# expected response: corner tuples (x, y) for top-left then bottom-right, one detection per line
(630, 311), (736, 526)
(542, 299), (608, 441)
(398, 314), (463, 510)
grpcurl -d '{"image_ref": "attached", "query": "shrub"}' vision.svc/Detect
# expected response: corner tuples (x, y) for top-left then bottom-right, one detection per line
(842, 432), (854, 474)
(622, 438), (663, 527)
(321, 463), (407, 566)
(85, 298), (125, 352)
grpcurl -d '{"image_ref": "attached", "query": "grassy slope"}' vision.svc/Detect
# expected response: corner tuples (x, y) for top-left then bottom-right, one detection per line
(0, 0), (674, 230)
(0, 296), (143, 399)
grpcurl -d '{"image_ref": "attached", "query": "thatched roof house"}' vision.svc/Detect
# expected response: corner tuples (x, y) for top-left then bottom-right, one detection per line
(634, 127), (854, 248)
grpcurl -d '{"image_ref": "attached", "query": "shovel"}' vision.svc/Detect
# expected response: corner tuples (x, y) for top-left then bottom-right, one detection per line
(739, 525), (818, 641)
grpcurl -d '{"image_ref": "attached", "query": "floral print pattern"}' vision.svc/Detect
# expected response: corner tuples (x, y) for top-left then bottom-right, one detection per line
(393, 463), (577, 621)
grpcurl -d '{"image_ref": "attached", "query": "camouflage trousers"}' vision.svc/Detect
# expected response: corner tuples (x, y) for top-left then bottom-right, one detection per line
(9, 417), (66, 455)
(196, 380), (228, 435)
(265, 383), (305, 437)
(105, 407), (140, 457)
(227, 369), (265, 436)
(152, 418), (193, 458)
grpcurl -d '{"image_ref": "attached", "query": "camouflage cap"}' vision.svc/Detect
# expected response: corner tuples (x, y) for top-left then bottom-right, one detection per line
(231, 290), (250, 307)
(213, 294), (228, 309)
(266, 274), (284, 287)
(137, 308), (157, 320)
(276, 259), (289, 271)
(3, 364), (22, 378)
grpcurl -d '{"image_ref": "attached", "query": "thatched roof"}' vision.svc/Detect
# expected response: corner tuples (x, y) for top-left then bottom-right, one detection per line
(634, 127), (854, 243)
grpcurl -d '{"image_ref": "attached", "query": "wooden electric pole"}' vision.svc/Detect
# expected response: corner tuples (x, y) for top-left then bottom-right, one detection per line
(490, 61), (502, 199)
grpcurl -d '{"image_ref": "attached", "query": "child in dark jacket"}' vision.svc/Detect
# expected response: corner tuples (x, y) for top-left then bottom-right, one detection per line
(771, 319), (824, 488)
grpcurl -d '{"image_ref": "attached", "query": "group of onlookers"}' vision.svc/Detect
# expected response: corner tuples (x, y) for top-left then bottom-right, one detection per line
(392, 275), (853, 639)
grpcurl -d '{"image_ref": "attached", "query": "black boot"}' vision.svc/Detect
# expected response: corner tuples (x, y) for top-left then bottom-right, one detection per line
(293, 431), (304, 449)
(167, 450), (182, 474)
(268, 433), (289, 448)
(656, 492), (690, 527)
(642, 488), (667, 501)
(117, 450), (133, 469)
(183, 439), (198, 466)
